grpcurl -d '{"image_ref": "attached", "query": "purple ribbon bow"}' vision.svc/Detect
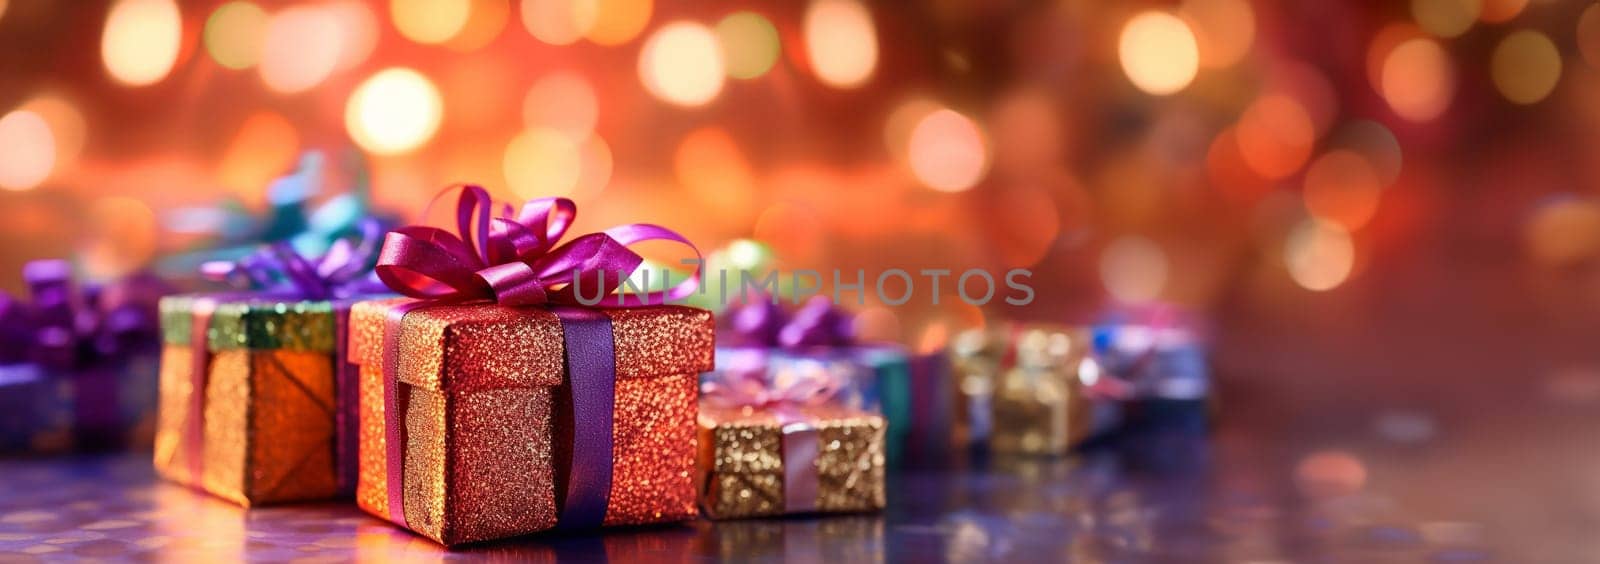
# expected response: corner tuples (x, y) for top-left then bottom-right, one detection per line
(725, 294), (856, 349)
(200, 218), (388, 299)
(374, 184), (700, 307)
(4, 260), (167, 370)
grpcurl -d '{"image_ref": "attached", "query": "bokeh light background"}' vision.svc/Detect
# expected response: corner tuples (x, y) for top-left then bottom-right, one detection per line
(4, 0), (1600, 420)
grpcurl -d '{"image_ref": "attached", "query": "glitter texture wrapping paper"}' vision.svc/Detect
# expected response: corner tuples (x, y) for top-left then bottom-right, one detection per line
(696, 403), (886, 520)
(952, 324), (1121, 455)
(349, 298), (713, 546)
(153, 295), (358, 506)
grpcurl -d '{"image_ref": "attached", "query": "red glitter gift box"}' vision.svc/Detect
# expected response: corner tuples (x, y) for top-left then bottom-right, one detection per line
(349, 298), (712, 546)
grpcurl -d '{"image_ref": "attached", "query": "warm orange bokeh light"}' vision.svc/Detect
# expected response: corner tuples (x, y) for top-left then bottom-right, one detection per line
(1180, 0), (1255, 69)
(345, 68), (444, 155)
(260, 6), (343, 93)
(1119, 11), (1200, 95)
(584, 0), (653, 46)
(1285, 218), (1354, 291)
(1235, 94), (1314, 180)
(804, 0), (879, 89)
(907, 109), (990, 192)
(391, 0), (471, 44)
(0, 111), (55, 191)
(204, 2), (268, 70)
(1381, 38), (1455, 122)
(1479, 0), (1528, 23)
(524, 71), (599, 139)
(1303, 150), (1382, 231)
(1101, 235), (1169, 303)
(18, 94), (86, 174)
(639, 22), (726, 107)
(217, 112), (300, 202)
(101, 0), (183, 87)
(675, 127), (756, 213)
(1491, 30), (1561, 105)
(504, 128), (582, 198)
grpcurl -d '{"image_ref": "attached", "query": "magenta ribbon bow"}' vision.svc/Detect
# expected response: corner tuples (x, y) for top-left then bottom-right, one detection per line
(374, 184), (700, 307)
(200, 218), (388, 299)
(725, 294), (856, 349)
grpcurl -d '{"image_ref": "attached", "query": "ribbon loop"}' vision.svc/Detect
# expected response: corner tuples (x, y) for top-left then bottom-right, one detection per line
(204, 218), (388, 300)
(723, 294), (856, 350)
(374, 185), (701, 307)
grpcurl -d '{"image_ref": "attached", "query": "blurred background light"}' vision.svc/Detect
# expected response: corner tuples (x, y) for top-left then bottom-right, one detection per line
(1235, 94), (1313, 180)
(1581, 4), (1600, 71)
(326, 1), (381, 70)
(345, 68), (444, 155)
(1526, 197), (1600, 267)
(81, 197), (157, 279)
(0, 0), (8, 23)
(446, 0), (510, 52)
(1303, 150), (1382, 231)
(18, 95), (86, 175)
(0, 111), (55, 191)
(521, 0), (592, 45)
(1118, 11), (1200, 95)
(573, 134), (613, 199)
(1285, 218), (1354, 291)
(639, 21), (726, 107)
(804, 0), (879, 89)
(989, 87), (1063, 177)
(1295, 450), (1367, 498)
(907, 109), (989, 192)
(504, 128), (581, 198)
(260, 6), (343, 93)
(1381, 38), (1455, 122)
(884, 97), (941, 165)
(1179, 0), (1255, 69)
(217, 111), (299, 202)
(391, 0), (471, 44)
(1412, 0), (1479, 38)
(101, 0), (183, 87)
(204, 1), (268, 70)
(582, 0), (653, 46)
(717, 11), (781, 80)
(1491, 30), (1561, 105)
(1329, 120), (1403, 186)
(1479, 0), (1527, 23)
(676, 126), (755, 213)
(523, 71), (599, 139)
(1101, 236), (1169, 303)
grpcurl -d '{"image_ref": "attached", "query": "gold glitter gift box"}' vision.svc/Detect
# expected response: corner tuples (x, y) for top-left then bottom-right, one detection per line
(350, 298), (712, 546)
(696, 403), (886, 519)
(951, 324), (1121, 455)
(153, 295), (359, 506)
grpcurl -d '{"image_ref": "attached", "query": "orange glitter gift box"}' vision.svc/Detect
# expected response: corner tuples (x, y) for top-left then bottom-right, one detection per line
(349, 297), (712, 546)
(153, 295), (364, 506)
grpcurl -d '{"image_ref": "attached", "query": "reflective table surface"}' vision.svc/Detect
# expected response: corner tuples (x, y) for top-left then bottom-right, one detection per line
(4, 294), (1598, 562)
(0, 407), (1548, 562)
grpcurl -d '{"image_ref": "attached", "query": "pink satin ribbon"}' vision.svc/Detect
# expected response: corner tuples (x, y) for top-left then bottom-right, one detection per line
(183, 297), (218, 483)
(374, 185), (700, 307)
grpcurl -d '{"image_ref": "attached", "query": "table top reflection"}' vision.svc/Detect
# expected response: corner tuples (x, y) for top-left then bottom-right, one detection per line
(0, 410), (1518, 563)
